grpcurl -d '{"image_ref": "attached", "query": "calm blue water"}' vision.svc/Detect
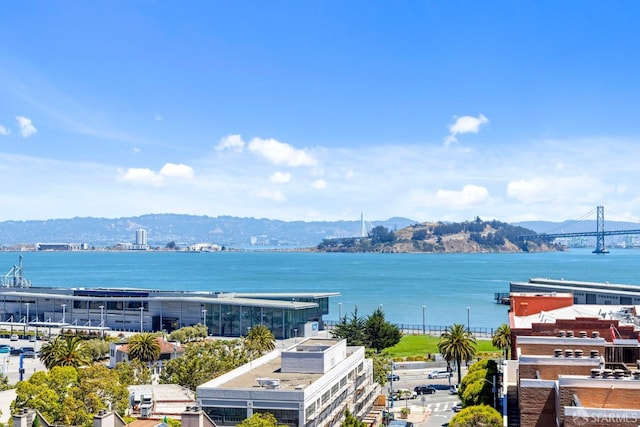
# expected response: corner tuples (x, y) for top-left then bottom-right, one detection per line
(2, 249), (640, 329)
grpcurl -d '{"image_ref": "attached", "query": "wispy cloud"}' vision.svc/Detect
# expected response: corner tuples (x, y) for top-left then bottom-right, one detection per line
(117, 162), (194, 186)
(15, 116), (37, 138)
(248, 137), (317, 167)
(270, 171), (291, 184)
(311, 179), (327, 190)
(0, 124), (10, 136)
(215, 134), (245, 152)
(444, 114), (489, 147)
(435, 184), (491, 208)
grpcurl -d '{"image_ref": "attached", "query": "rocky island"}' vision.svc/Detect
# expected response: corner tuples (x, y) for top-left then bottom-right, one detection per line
(316, 218), (560, 253)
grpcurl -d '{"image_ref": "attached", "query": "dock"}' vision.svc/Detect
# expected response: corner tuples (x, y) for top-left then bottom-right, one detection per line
(494, 292), (511, 305)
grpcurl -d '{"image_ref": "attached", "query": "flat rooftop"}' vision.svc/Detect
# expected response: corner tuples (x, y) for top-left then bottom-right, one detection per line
(216, 338), (345, 390)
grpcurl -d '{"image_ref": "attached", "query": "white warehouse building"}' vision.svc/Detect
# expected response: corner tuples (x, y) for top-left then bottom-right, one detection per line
(196, 338), (379, 427)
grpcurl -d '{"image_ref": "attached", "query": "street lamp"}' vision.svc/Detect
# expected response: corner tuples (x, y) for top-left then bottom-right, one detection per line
(99, 305), (105, 338)
(202, 308), (207, 325)
(139, 306), (144, 332)
(479, 377), (497, 409)
(61, 303), (66, 324)
(338, 302), (342, 319)
(293, 328), (298, 342)
(467, 307), (471, 333)
(422, 305), (426, 334)
(25, 303), (30, 324)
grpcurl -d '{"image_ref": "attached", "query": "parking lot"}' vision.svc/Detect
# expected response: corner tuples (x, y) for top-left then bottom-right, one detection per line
(0, 336), (47, 384)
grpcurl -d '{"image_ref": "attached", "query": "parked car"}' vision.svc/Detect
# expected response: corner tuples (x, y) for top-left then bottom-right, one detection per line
(0, 344), (10, 354)
(449, 385), (458, 394)
(29, 335), (37, 342)
(452, 402), (463, 412)
(414, 385), (437, 395)
(387, 373), (400, 381)
(10, 334), (19, 341)
(21, 346), (36, 358)
(427, 369), (452, 379)
(10, 347), (22, 356)
(390, 388), (417, 400)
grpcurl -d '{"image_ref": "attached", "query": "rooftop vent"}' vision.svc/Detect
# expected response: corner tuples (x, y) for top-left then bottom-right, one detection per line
(579, 331), (587, 338)
(554, 349), (563, 357)
(590, 369), (601, 378)
(567, 331), (575, 338)
(632, 370), (640, 380)
(592, 331), (600, 338)
(558, 330), (566, 337)
(602, 369), (612, 378)
(590, 350), (599, 358)
(564, 349), (574, 358)
(613, 369), (625, 379)
(574, 349), (583, 358)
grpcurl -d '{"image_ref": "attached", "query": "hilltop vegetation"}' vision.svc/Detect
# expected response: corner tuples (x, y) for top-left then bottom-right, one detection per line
(317, 217), (559, 253)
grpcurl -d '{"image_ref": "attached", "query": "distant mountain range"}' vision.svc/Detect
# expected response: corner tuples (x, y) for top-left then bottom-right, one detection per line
(0, 214), (416, 249)
(1, 215), (638, 249)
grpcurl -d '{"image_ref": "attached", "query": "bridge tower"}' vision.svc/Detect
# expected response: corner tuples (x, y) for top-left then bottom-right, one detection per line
(360, 213), (367, 238)
(593, 205), (609, 254)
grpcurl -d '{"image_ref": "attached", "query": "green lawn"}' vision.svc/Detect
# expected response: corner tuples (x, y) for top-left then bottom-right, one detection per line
(385, 334), (501, 359)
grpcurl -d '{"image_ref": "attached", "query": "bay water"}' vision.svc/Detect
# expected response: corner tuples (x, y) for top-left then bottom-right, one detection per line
(2, 249), (640, 330)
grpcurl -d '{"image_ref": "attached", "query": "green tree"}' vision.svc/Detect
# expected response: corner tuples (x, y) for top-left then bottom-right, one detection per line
(237, 412), (278, 427)
(438, 324), (476, 384)
(342, 408), (365, 427)
(369, 226), (396, 244)
(75, 364), (130, 417)
(115, 359), (153, 386)
(39, 335), (92, 369)
(246, 325), (276, 356)
(12, 367), (77, 424)
(492, 323), (511, 359)
(367, 349), (391, 385)
(160, 339), (249, 390)
(127, 333), (161, 364)
(0, 372), (9, 391)
(84, 338), (111, 361)
(459, 359), (498, 408)
(449, 404), (502, 427)
(331, 308), (367, 346)
(365, 307), (402, 352)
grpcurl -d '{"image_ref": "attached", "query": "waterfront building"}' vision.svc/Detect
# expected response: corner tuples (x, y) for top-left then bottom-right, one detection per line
(510, 278), (640, 305)
(0, 257), (337, 339)
(505, 292), (640, 426)
(196, 337), (379, 427)
(108, 337), (185, 369)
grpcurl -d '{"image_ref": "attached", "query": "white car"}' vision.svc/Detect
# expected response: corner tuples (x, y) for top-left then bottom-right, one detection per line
(427, 369), (452, 379)
(10, 334), (18, 341)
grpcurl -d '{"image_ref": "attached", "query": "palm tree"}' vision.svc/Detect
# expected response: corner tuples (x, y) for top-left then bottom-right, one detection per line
(127, 333), (161, 364)
(438, 323), (476, 384)
(492, 323), (511, 360)
(246, 325), (276, 355)
(39, 335), (92, 369)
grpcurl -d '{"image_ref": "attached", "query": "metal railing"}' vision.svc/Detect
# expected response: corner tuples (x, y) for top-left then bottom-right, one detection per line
(323, 320), (495, 338)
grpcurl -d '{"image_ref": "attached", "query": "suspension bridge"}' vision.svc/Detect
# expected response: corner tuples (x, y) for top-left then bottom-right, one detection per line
(519, 206), (640, 254)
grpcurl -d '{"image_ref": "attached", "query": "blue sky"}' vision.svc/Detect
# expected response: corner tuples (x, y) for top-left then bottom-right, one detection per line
(1, 1), (639, 224)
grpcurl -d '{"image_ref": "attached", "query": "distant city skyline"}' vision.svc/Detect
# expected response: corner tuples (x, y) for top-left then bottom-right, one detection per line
(1, 2), (639, 224)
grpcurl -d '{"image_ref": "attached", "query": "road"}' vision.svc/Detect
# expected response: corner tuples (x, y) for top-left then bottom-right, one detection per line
(0, 336), (47, 384)
(386, 367), (466, 427)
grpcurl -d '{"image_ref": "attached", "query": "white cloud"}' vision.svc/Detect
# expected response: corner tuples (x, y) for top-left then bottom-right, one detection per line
(159, 163), (194, 179)
(215, 134), (245, 152)
(15, 116), (38, 138)
(255, 188), (286, 202)
(248, 137), (317, 167)
(270, 171), (291, 184)
(116, 168), (165, 186)
(444, 114), (489, 146)
(311, 179), (327, 189)
(0, 124), (10, 136)
(435, 185), (490, 208)
(506, 175), (608, 205)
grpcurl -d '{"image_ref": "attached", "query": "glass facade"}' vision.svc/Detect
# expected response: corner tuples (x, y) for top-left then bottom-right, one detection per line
(205, 302), (322, 339)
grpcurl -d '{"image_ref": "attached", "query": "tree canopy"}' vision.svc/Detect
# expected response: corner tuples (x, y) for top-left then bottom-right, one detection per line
(438, 323), (476, 384)
(38, 335), (92, 369)
(449, 404), (502, 427)
(331, 307), (402, 352)
(492, 323), (511, 359)
(246, 325), (276, 356)
(127, 333), (161, 364)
